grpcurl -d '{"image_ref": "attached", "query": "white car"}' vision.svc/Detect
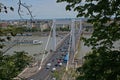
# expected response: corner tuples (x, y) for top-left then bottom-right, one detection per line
(59, 62), (62, 66)
(52, 77), (56, 80)
(46, 63), (51, 69)
(52, 67), (56, 71)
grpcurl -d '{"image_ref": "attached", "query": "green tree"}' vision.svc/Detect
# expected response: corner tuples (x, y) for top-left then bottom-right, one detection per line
(0, 1), (33, 79)
(42, 27), (51, 32)
(0, 27), (32, 80)
(12, 51), (32, 71)
(57, 0), (120, 80)
(0, 51), (32, 80)
(59, 27), (70, 31)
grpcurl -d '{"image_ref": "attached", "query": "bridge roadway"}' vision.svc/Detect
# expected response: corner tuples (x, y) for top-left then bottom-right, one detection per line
(27, 35), (70, 80)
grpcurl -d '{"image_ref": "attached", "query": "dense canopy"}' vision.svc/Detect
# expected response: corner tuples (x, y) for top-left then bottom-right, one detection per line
(57, 0), (120, 80)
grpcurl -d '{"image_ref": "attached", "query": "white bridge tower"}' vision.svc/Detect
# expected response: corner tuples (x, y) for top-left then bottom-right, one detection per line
(52, 19), (82, 52)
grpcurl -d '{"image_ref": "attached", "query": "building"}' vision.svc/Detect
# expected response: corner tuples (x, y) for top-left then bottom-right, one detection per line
(0, 22), (8, 28)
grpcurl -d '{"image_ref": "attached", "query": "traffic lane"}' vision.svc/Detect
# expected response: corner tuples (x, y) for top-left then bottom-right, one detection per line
(27, 38), (70, 80)
(27, 54), (56, 80)
(47, 39), (70, 78)
(44, 51), (67, 79)
(43, 39), (68, 80)
(44, 48), (69, 79)
(28, 54), (59, 80)
(27, 67), (50, 80)
(28, 55), (67, 80)
(47, 52), (69, 79)
(27, 51), (66, 80)
(45, 58), (67, 80)
(42, 36), (70, 79)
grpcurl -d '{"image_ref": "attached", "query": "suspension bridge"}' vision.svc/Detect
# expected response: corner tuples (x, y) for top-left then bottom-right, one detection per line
(14, 18), (83, 80)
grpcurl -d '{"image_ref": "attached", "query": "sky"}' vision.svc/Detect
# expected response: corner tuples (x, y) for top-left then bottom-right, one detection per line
(0, 0), (78, 20)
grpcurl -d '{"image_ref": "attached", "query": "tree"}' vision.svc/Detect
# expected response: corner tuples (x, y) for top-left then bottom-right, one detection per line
(57, 0), (120, 80)
(0, 0), (34, 19)
(0, 3), (14, 13)
(0, 23), (32, 80)
(12, 51), (32, 71)
(0, 51), (32, 80)
(0, 1), (33, 79)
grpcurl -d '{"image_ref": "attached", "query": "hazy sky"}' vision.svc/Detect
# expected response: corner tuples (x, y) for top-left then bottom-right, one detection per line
(0, 0), (77, 20)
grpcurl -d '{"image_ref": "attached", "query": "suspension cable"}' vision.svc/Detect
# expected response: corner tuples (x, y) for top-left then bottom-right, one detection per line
(44, 21), (54, 51)
(39, 20), (55, 70)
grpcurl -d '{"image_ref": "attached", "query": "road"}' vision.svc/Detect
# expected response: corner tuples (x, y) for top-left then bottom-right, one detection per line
(27, 36), (71, 80)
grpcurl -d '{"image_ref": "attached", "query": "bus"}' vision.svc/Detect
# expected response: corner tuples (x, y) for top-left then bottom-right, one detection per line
(63, 53), (69, 63)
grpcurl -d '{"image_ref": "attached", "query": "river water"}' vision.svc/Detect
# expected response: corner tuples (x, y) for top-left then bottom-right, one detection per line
(78, 34), (91, 60)
(4, 33), (120, 61)
(77, 33), (120, 61)
(5, 35), (62, 60)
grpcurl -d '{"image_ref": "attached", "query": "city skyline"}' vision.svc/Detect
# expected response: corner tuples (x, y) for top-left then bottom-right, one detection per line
(0, 0), (77, 20)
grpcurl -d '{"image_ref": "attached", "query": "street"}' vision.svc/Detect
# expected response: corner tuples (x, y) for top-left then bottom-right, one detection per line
(27, 36), (70, 80)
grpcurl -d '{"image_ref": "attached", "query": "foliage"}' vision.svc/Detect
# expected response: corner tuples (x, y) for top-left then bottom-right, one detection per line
(42, 27), (51, 32)
(0, 1), (33, 79)
(56, 26), (70, 31)
(53, 71), (60, 80)
(12, 51), (32, 71)
(52, 67), (65, 80)
(0, 3), (14, 13)
(57, 0), (120, 80)
(0, 0), (33, 19)
(0, 51), (32, 80)
(59, 26), (70, 31)
(7, 25), (25, 36)
(30, 27), (39, 32)
(0, 26), (32, 79)
(0, 25), (25, 36)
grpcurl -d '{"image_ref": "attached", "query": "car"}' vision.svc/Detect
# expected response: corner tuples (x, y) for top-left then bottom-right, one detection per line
(55, 64), (58, 67)
(57, 59), (61, 63)
(46, 63), (51, 69)
(59, 62), (62, 66)
(52, 67), (56, 72)
(52, 77), (56, 80)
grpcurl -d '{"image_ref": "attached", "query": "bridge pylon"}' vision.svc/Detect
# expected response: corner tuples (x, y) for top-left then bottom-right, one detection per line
(51, 18), (83, 52)
(71, 19), (75, 53)
(52, 19), (56, 51)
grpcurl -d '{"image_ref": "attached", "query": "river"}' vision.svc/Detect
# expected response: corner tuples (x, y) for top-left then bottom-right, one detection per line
(77, 33), (120, 61)
(4, 35), (62, 60)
